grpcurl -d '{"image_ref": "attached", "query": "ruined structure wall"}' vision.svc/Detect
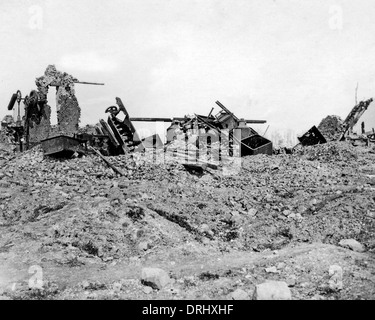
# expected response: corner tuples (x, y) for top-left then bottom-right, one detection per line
(26, 65), (81, 142)
(28, 103), (51, 143)
(57, 86), (81, 135)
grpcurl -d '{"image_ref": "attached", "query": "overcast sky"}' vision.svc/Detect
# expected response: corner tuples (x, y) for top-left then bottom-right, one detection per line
(1, 0), (375, 140)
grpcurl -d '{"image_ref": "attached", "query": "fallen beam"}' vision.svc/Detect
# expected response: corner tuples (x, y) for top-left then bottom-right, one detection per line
(89, 146), (125, 176)
(130, 117), (182, 122)
(75, 81), (105, 86)
(244, 120), (267, 124)
(129, 117), (265, 123)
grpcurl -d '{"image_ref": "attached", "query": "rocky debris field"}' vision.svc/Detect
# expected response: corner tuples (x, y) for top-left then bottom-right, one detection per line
(0, 141), (374, 300)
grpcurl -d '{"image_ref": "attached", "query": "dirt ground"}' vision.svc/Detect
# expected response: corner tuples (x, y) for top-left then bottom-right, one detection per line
(0, 141), (374, 300)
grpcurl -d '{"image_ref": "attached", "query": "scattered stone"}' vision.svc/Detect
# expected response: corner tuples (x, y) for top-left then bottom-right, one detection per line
(227, 288), (250, 300)
(0, 193), (11, 200)
(282, 210), (291, 217)
(328, 265), (343, 292)
(112, 282), (122, 292)
(170, 288), (180, 295)
(339, 239), (365, 253)
(213, 278), (232, 293)
(265, 266), (279, 274)
(297, 205), (307, 214)
(81, 280), (90, 290)
(253, 281), (291, 300)
(143, 286), (153, 294)
(200, 224), (210, 232)
(277, 262), (286, 270)
(103, 256), (114, 262)
(300, 282), (311, 288)
(118, 180), (130, 189)
(286, 276), (296, 287)
(141, 267), (171, 290)
(138, 242), (150, 251)
(247, 208), (258, 216)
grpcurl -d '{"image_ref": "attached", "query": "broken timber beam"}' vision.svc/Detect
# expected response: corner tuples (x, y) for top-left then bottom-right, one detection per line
(130, 117), (185, 122)
(89, 146), (125, 176)
(215, 101), (239, 122)
(245, 120), (267, 124)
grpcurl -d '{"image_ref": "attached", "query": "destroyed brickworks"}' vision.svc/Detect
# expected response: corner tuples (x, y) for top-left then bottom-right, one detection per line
(0, 65), (374, 300)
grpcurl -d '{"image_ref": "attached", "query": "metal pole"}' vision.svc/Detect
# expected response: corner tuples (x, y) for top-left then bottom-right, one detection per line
(75, 81), (105, 86)
(263, 125), (270, 136)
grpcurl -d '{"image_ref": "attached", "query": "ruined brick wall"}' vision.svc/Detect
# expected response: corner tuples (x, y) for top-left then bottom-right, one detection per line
(56, 85), (80, 135)
(22, 65), (81, 146)
(24, 89), (51, 144)
(34, 65), (81, 137)
(27, 102), (51, 144)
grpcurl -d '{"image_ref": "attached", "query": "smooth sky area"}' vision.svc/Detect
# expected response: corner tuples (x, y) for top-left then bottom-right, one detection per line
(1, 0), (375, 143)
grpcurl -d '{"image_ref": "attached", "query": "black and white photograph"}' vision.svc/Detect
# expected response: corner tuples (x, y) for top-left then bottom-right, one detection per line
(0, 0), (374, 306)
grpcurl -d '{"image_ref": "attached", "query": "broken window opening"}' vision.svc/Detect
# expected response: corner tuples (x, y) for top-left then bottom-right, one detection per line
(47, 87), (58, 126)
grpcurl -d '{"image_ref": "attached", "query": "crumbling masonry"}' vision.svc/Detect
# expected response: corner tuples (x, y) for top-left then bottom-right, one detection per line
(25, 65), (81, 144)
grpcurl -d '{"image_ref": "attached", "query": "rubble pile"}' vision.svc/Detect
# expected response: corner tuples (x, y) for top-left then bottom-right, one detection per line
(0, 141), (374, 300)
(296, 141), (358, 162)
(317, 115), (344, 141)
(1, 142), (373, 244)
(0, 148), (200, 261)
(2, 65), (375, 300)
(0, 131), (10, 145)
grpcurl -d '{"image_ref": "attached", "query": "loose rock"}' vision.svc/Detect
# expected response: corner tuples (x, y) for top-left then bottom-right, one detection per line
(253, 281), (292, 300)
(265, 266), (279, 274)
(339, 239), (365, 253)
(227, 288), (250, 300)
(328, 265), (343, 292)
(141, 267), (171, 290)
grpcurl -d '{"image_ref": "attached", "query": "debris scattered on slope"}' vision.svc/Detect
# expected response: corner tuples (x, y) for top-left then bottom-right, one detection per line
(296, 141), (358, 162)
